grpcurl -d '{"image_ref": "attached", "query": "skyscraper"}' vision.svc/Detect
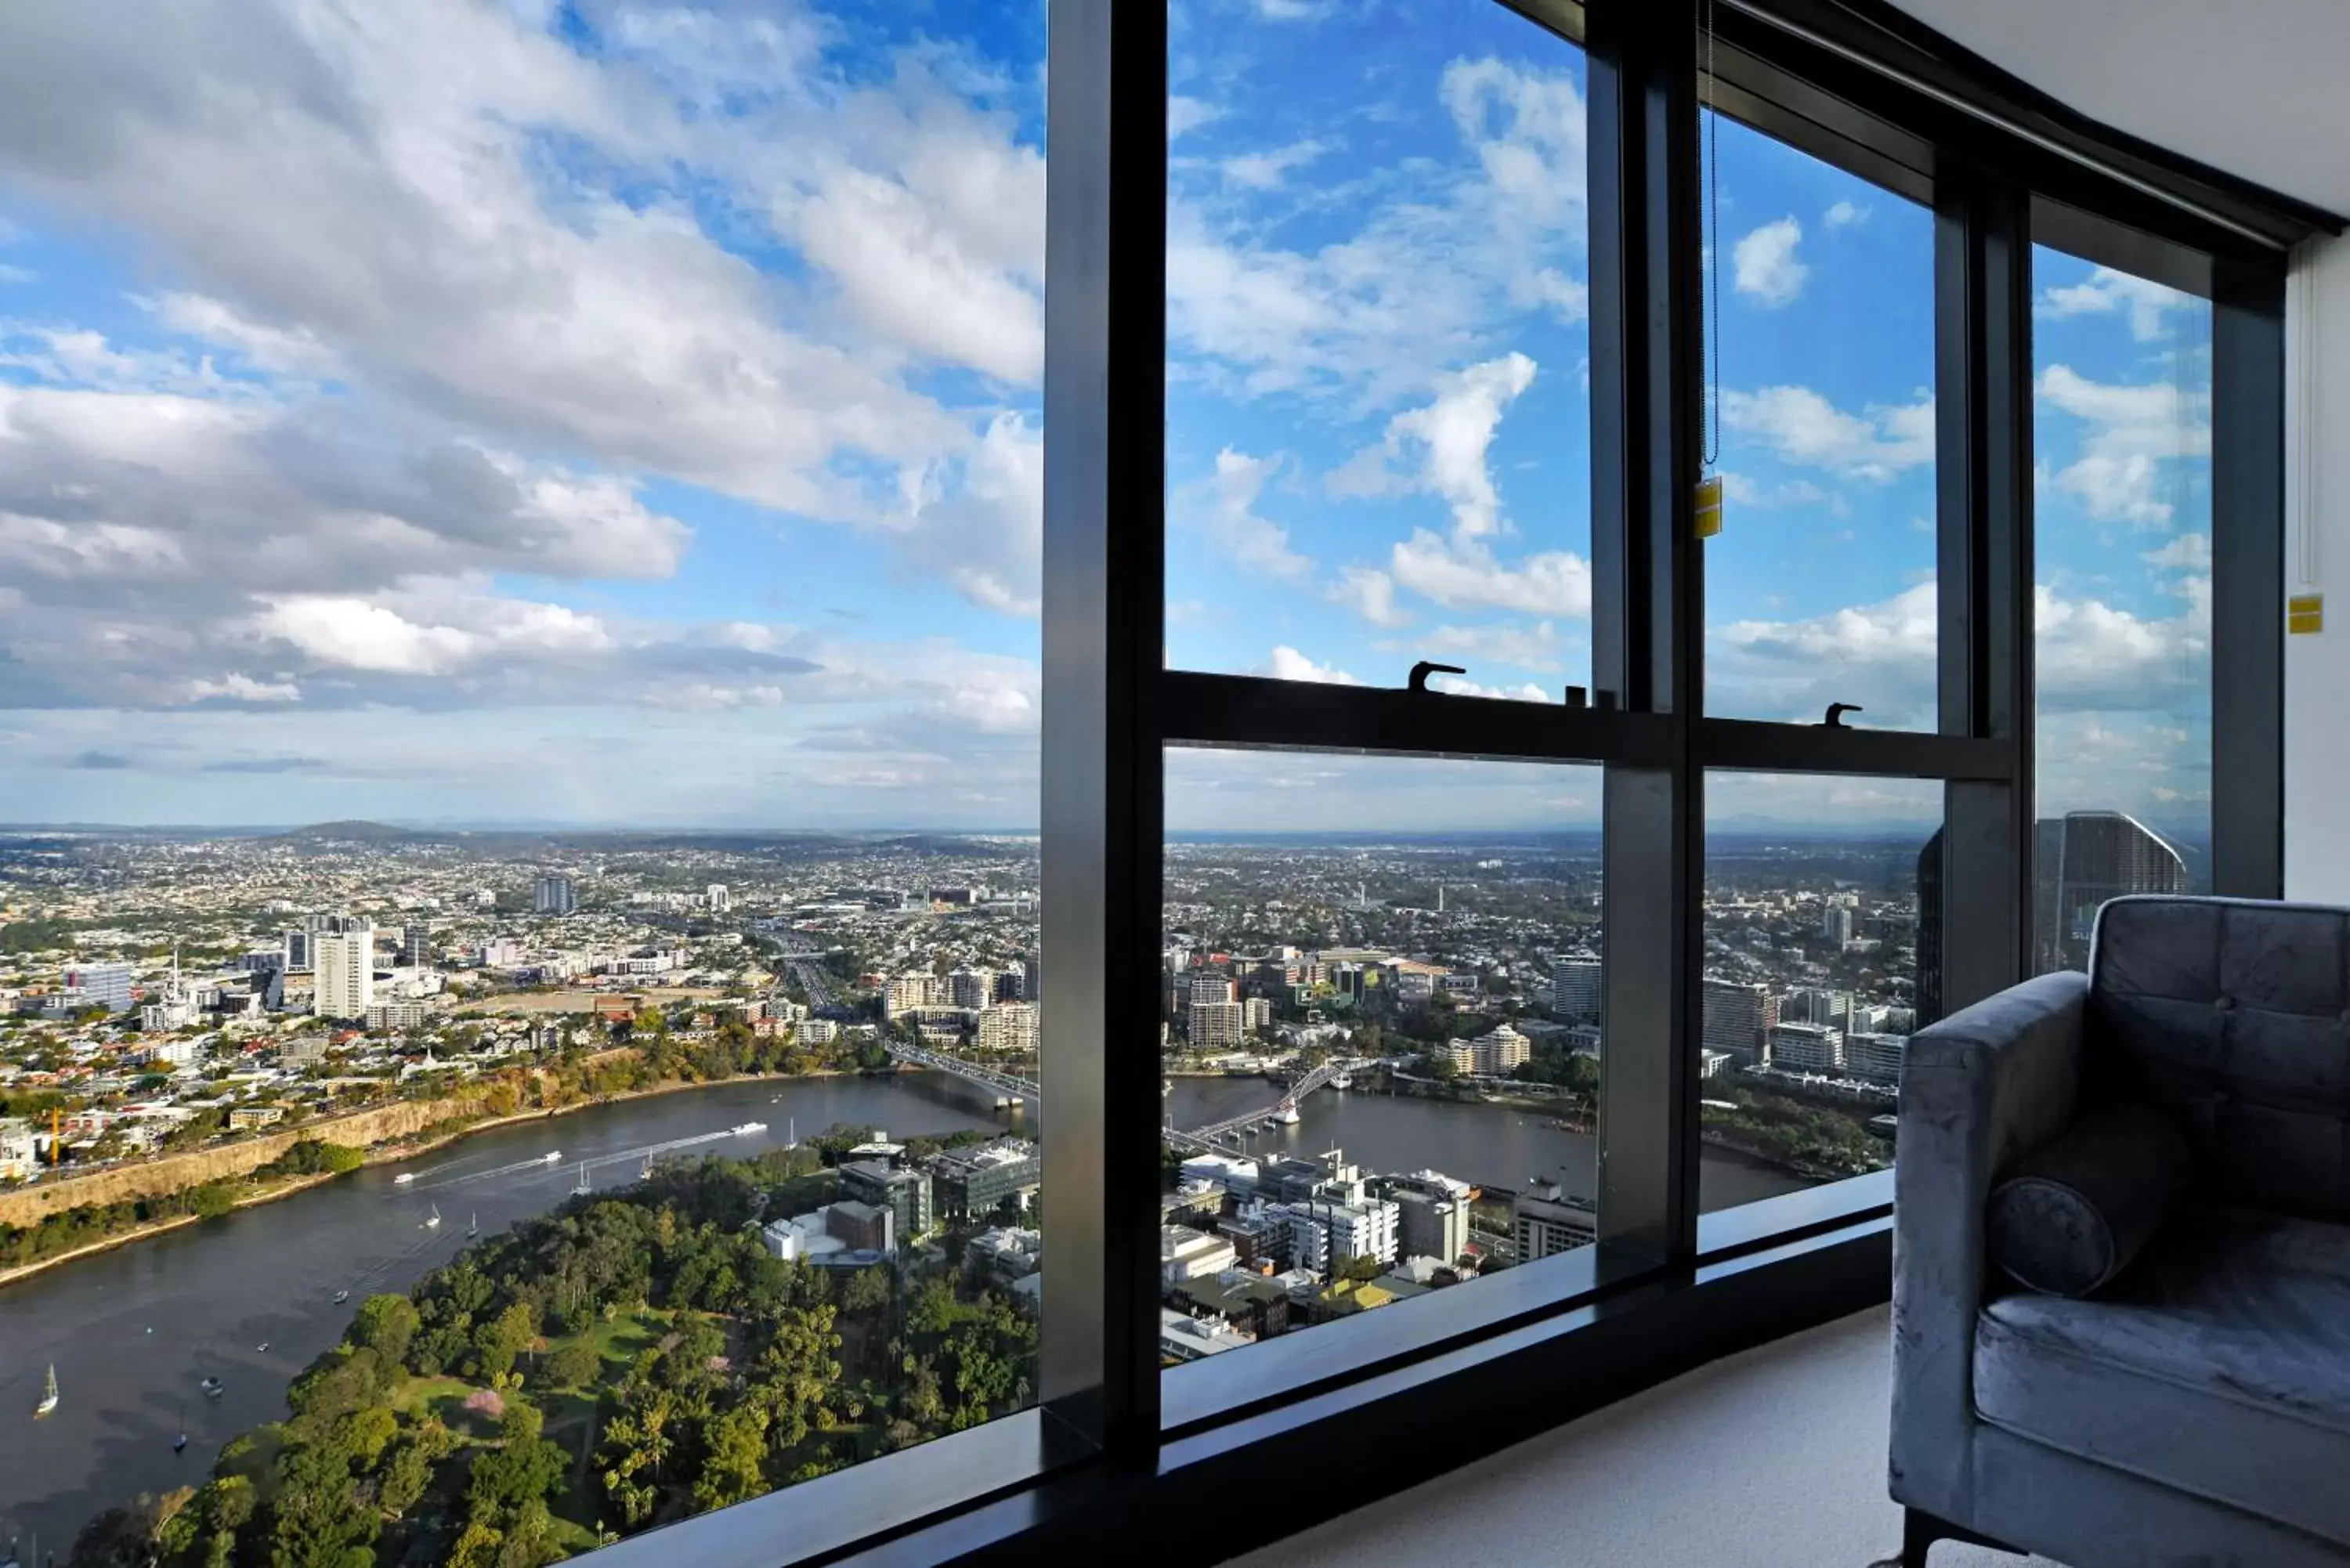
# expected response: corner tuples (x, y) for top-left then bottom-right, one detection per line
(1917, 828), (1943, 1026)
(2039, 811), (2189, 970)
(1551, 954), (1602, 1023)
(707, 883), (729, 914)
(534, 874), (577, 916)
(400, 922), (430, 968)
(1700, 978), (1776, 1063)
(314, 923), (376, 1021)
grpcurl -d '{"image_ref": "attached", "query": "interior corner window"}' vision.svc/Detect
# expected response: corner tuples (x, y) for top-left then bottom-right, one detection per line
(1159, 748), (1602, 1364)
(1163, 0), (1592, 705)
(1697, 772), (1940, 1214)
(1699, 113), (1937, 729)
(2029, 246), (2212, 973)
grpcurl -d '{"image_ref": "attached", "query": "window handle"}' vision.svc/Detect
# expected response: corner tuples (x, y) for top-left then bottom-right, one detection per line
(1821, 702), (1864, 729)
(1408, 661), (1466, 693)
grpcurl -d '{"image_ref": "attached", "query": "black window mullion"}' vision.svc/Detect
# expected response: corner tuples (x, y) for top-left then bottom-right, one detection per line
(1039, 0), (1165, 1461)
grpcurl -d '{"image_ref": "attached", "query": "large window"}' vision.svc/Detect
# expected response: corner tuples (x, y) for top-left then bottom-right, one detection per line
(1160, 750), (1603, 1360)
(2030, 244), (2215, 972)
(0, 2), (1047, 1559)
(1697, 774), (1938, 1212)
(1165, 0), (1593, 701)
(1702, 117), (1938, 727)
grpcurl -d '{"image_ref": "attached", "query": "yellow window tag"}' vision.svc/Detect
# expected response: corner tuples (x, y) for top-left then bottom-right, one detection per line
(1694, 475), (1724, 539)
(2290, 593), (2323, 635)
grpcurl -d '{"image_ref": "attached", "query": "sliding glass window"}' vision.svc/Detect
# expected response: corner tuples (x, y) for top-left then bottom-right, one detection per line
(1701, 114), (1937, 728)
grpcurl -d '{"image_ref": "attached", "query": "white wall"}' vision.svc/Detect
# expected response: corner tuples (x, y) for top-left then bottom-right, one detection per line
(2285, 237), (2350, 900)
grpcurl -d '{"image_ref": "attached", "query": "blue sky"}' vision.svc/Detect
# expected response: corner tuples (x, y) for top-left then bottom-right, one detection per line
(0, 0), (2208, 834)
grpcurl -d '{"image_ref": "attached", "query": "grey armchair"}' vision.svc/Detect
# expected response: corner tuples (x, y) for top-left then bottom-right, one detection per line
(1890, 894), (2350, 1567)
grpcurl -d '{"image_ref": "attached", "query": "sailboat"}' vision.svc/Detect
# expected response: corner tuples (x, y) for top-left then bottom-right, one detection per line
(467, 1211), (478, 1239)
(33, 1364), (57, 1418)
(425, 1202), (441, 1230)
(570, 1162), (591, 1198)
(173, 1401), (187, 1454)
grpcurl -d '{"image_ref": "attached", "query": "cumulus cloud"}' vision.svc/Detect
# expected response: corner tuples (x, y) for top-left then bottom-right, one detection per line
(1733, 217), (1807, 306)
(1720, 384), (1934, 481)
(1178, 447), (1312, 581)
(1408, 620), (1564, 673)
(1264, 645), (1357, 684)
(2039, 266), (2200, 342)
(1328, 565), (1408, 628)
(1221, 139), (1329, 191)
(1823, 200), (1867, 230)
(1167, 54), (1586, 405)
(2036, 364), (2209, 525)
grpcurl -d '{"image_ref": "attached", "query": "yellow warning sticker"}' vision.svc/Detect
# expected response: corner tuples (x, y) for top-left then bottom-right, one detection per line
(1694, 475), (1724, 539)
(2290, 593), (2323, 635)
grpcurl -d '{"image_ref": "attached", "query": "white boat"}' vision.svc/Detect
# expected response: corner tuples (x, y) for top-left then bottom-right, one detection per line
(541, 1151), (562, 1164)
(392, 1172), (415, 1185)
(467, 1212), (478, 1238)
(331, 1288), (349, 1305)
(33, 1364), (57, 1418)
(730, 1121), (768, 1136)
(1331, 1073), (1354, 1091)
(570, 1162), (591, 1197)
(425, 1203), (441, 1230)
(199, 1376), (224, 1400)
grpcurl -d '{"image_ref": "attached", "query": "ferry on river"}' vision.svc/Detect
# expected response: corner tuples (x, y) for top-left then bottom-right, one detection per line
(731, 1121), (768, 1136)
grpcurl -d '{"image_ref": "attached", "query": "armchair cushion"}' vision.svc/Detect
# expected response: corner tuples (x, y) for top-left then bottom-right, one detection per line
(1986, 1100), (2192, 1295)
(1972, 1205), (2350, 1547)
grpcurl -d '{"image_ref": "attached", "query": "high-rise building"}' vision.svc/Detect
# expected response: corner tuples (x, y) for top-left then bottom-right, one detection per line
(1442, 1022), (1531, 1077)
(533, 874), (577, 916)
(948, 967), (995, 1009)
(1187, 971), (1235, 1007)
(1190, 1000), (1246, 1049)
(707, 883), (729, 914)
(1822, 905), (1855, 946)
(1242, 995), (1274, 1032)
(313, 923), (376, 1021)
(66, 962), (135, 1013)
(400, 922), (431, 968)
(1782, 988), (1853, 1028)
(978, 1001), (1038, 1054)
(2040, 811), (2190, 970)
(1767, 1020), (1844, 1075)
(1845, 1031), (1908, 1085)
(993, 969), (1026, 1003)
(1390, 1186), (1470, 1266)
(1516, 1194), (1596, 1261)
(1700, 979), (1776, 1063)
(1552, 954), (1603, 1022)
(282, 927), (313, 974)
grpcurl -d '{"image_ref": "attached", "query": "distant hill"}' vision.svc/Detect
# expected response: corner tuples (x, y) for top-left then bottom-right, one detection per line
(269, 819), (452, 845)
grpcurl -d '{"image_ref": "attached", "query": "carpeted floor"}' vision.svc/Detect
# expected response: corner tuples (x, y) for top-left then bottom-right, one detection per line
(1220, 1304), (2064, 1568)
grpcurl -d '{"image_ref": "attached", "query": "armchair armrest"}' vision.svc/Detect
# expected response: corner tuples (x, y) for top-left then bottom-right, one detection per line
(1889, 969), (2088, 1522)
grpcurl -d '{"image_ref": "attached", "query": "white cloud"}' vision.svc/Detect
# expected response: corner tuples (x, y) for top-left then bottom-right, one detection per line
(2142, 531), (2211, 571)
(1264, 645), (1357, 684)
(1329, 564), (1408, 627)
(1823, 200), (1867, 230)
(1166, 56), (1586, 406)
(1409, 620), (1564, 673)
(1732, 217), (1807, 306)
(1180, 446), (1311, 580)
(2036, 364), (2209, 525)
(1169, 96), (1222, 139)
(2039, 266), (2199, 342)
(1712, 583), (1939, 725)
(1720, 385), (1934, 481)
(1389, 532), (1592, 616)
(1425, 673), (1553, 703)
(184, 673), (301, 703)
(1254, 0), (1336, 18)
(1220, 139), (1328, 191)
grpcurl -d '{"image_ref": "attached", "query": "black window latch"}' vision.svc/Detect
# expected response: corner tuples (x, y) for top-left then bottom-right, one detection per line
(1408, 661), (1466, 692)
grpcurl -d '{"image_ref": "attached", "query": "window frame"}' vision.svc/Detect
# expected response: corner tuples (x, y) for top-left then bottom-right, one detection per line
(575, 0), (2304, 1559)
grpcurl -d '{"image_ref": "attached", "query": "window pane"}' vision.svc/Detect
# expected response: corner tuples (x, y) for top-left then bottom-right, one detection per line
(1161, 750), (1602, 1362)
(1697, 774), (1940, 1214)
(2030, 246), (2211, 973)
(0, 0), (1047, 1554)
(1701, 116), (1937, 727)
(1164, 0), (1591, 703)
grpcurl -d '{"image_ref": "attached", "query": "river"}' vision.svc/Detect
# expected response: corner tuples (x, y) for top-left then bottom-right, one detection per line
(0, 1071), (1804, 1550)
